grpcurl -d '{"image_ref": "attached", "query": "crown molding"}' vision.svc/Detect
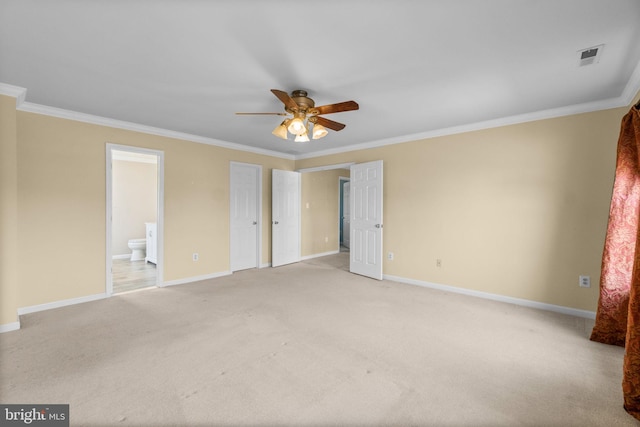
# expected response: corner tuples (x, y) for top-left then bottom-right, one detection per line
(11, 95), (630, 163)
(297, 60), (640, 160)
(0, 82), (293, 159)
(16, 101), (295, 160)
(296, 93), (636, 161)
(621, 60), (640, 105)
(0, 83), (27, 106)
(4, 59), (640, 163)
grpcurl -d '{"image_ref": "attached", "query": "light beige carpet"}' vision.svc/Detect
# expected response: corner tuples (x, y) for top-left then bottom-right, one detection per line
(0, 253), (636, 426)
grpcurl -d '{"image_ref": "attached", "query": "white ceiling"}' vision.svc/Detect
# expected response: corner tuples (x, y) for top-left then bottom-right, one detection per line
(1, 0), (640, 159)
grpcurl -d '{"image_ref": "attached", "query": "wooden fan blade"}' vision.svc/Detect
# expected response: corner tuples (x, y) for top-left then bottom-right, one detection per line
(315, 116), (346, 131)
(313, 100), (359, 115)
(271, 89), (299, 111)
(235, 112), (288, 116)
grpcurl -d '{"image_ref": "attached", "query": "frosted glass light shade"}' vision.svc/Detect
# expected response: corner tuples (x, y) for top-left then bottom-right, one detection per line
(312, 124), (328, 139)
(294, 133), (310, 142)
(287, 117), (306, 135)
(272, 122), (288, 139)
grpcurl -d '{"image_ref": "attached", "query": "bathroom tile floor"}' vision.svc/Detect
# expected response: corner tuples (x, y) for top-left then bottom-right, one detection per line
(112, 259), (157, 294)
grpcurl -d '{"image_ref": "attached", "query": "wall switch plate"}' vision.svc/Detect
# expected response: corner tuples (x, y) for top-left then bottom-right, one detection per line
(193, 253), (199, 261)
(579, 275), (590, 288)
(436, 259), (442, 268)
(388, 252), (394, 260)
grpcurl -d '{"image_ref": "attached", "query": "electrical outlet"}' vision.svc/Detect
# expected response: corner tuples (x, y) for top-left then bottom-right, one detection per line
(436, 259), (442, 268)
(193, 253), (199, 262)
(388, 252), (394, 260)
(579, 275), (590, 288)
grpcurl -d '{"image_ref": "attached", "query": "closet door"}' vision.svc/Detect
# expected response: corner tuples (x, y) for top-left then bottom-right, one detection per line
(272, 169), (300, 267)
(230, 163), (260, 271)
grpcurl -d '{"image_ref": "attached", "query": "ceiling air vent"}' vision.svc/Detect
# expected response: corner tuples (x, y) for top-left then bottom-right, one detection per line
(578, 44), (604, 67)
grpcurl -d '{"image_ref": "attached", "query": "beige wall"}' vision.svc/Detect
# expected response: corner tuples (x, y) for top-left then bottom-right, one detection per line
(2, 90), (638, 327)
(0, 95), (19, 325)
(300, 169), (349, 256)
(297, 106), (631, 311)
(112, 159), (158, 256)
(12, 110), (293, 315)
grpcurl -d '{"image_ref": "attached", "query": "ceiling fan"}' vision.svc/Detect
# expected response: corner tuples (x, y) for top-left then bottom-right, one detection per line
(236, 89), (359, 141)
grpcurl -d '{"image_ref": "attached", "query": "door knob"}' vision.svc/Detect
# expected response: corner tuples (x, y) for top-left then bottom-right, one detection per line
(273, 221), (279, 225)
(375, 224), (383, 228)
(252, 221), (257, 225)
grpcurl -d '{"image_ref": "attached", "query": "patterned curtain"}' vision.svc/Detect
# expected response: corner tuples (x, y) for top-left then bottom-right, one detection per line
(590, 104), (640, 419)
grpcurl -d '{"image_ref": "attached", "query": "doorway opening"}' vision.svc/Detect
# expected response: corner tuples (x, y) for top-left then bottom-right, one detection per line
(106, 144), (164, 295)
(296, 160), (383, 280)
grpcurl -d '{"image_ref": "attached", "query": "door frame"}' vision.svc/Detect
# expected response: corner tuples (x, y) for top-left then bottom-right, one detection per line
(229, 161), (263, 271)
(339, 176), (350, 248)
(106, 143), (165, 295)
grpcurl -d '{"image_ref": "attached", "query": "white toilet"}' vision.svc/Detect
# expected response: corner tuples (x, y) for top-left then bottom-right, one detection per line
(127, 238), (146, 261)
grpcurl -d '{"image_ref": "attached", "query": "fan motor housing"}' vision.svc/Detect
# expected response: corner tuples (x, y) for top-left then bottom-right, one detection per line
(286, 90), (316, 114)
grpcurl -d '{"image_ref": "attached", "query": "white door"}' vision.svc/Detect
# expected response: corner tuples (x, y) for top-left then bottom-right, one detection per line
(272, 169), (300, 267)
(350, 160), (383, 280)
(230, 163), (260, 271)
(342, 181), (351, 249)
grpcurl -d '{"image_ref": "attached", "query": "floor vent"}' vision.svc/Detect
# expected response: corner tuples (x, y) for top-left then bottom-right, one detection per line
(578, 45), (604, 67)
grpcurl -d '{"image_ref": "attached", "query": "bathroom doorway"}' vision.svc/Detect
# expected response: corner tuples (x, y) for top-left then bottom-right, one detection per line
(106, 144), (164, 295)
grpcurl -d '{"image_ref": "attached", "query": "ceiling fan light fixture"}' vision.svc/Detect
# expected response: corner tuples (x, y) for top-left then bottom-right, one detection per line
(287, 115), (306, 135)
(312, 124), (328, 139)
(271, 121), (288, 140)
(242, 89), (359, 141)
(295, 132), (310, 142)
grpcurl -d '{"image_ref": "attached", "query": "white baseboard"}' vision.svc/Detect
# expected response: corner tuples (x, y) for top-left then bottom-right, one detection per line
(0, 321), (20, 333)
(3, 270), (235, 333)
(2, 270), (233, 332)
(17, 293), (109, 317)
(383, 274), (596, 320)
(3, 269), (594, 335)
(260, 263), (271, 268)
(301, 250), (340, 261)
(112, 254), (131, 260)
(162, 271), (232, 287)
(2, 293), (108, 333)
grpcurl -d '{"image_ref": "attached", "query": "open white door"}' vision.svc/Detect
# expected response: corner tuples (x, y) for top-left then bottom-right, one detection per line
(230, 162), (261, 271)
(350, 160), (383, 280)
(272, 169), (300, 267)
